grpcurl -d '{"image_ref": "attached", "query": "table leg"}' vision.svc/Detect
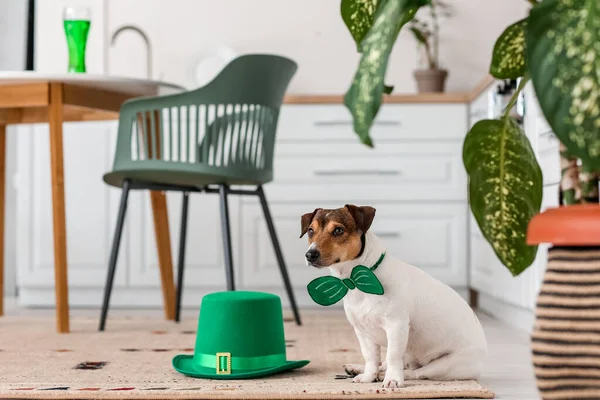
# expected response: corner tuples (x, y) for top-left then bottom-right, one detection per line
(49, 83), (69, 333)
(0, 125), (5, 317)
(150, 191), (176, 320)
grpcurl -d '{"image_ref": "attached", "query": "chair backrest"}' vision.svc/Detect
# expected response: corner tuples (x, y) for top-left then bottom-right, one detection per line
(194, 54), (298, 173)
(113, 54), (297, 180)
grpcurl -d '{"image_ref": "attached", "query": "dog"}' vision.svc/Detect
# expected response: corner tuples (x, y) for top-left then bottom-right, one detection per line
(300, 204), (487, 388)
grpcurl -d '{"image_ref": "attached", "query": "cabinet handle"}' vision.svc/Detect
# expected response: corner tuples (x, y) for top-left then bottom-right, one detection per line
(375, 232), (400, 238)
(314, 170), (401, 176)
(314, 120), (401, 127)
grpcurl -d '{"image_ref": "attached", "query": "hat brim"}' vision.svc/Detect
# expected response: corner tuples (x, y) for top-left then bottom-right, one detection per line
(172, 355), (310, 380)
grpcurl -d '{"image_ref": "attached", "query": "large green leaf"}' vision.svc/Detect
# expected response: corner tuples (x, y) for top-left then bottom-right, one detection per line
(341, 0), (379, 52)
(490, 18), (528, 79)
(463, 119), (543, 276)
(527, 0), (600, 171)
(343, 0), (423, 147)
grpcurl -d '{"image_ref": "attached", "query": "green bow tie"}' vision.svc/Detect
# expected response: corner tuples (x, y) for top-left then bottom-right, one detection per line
(307, 253), (385, 306)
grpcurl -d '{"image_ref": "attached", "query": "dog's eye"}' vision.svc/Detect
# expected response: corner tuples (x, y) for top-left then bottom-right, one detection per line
(333, 227), (344, 236)
(308, 228), (314, 236)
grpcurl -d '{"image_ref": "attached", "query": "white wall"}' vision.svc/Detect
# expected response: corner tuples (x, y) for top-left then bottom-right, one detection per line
(0, 0), (28, 297)
(36, 0), (529, 93)
(0, 0), (28, 71)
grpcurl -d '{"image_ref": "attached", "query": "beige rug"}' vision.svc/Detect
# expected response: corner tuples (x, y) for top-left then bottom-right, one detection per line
(0, 312), (494, 399)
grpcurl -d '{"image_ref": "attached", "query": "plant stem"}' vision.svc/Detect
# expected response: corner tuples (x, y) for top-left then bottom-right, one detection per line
(430, 1), (439, 69)
(580, 164), (599, 203)
(423, 39), (435, 69)
(559, 143), (582, 205)
(502, 74), (530, 119)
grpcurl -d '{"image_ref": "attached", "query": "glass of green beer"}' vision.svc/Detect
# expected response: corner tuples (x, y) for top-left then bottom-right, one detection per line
(63, 7), (91, 73)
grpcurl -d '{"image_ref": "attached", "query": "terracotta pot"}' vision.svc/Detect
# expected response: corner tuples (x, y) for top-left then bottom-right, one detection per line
(413, 69), (448, 93)
(527, 204), (600, 399)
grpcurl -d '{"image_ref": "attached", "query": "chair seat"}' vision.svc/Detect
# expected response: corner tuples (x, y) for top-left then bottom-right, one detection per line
(103, 165), (272, 189)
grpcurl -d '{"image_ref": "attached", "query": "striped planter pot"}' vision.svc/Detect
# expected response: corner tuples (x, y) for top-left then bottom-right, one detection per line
(532, 246), (600, 399)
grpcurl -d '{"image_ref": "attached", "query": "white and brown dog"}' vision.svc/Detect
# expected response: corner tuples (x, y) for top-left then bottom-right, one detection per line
(300, 204), (487, 388)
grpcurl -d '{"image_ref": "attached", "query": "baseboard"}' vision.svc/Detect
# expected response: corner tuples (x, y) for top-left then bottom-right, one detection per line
(18, 287), (340, 310)
(478, 292), (535, 333)
(18, 286), (469, 311)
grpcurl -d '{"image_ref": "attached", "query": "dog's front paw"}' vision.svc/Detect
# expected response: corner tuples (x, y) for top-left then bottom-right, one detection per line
(382, 370), (405, 388)
(352, 373), (379, 383)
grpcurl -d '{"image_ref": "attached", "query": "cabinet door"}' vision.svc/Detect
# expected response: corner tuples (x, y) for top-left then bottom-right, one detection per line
(127, 191), (241, 294)
(240, 200), (468, 291)
(16, 121), (126, 293)
(268, 141), (466, 202)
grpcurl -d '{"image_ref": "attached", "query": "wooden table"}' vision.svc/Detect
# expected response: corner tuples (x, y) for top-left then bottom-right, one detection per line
(0, 72), (184, 333)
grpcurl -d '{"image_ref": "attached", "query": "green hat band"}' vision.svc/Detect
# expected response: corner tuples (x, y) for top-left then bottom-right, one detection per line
(194, 352), (287, 374)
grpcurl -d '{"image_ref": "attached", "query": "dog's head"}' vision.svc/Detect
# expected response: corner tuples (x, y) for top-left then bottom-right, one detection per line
(299, 204), (376, 268)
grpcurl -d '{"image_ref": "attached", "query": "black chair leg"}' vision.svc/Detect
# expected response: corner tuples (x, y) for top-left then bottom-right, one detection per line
(257, 186), (302, 326)
(99, 179), (131, 331)
(175, 192), (190, 323)
(219, 185), (235, 291)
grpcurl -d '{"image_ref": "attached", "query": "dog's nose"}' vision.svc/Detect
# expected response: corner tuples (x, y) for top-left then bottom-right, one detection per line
(305, 249), (320, 263)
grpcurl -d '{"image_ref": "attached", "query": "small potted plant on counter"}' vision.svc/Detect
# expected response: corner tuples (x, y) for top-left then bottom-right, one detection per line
(340, 0), (600, 398)
(409, 0), (451, 93)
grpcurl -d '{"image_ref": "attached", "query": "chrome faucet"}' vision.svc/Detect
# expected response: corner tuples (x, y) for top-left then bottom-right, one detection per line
(110, 25), (152, 79)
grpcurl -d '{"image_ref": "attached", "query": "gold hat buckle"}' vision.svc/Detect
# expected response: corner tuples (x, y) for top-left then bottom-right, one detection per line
(216, 352), (231, 374)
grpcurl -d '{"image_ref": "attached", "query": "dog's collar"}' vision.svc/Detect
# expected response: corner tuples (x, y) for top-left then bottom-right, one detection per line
(306, 253), (386, 306)
(357, 232), (366, 258)
(369, 252), (386, 271)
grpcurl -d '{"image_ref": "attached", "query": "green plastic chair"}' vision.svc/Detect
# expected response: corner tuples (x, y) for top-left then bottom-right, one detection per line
(99, 54), (301, 330)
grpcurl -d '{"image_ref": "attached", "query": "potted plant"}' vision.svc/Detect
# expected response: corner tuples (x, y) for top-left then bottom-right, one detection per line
(339, 0), (600, 397)
(408, 0), (451, 93)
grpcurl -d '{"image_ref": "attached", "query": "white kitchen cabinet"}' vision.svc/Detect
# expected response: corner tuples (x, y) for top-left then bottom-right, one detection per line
(16, 100), (471, 308)
(240, 201), (468, 290)
(268, 141), (466, 202)
(237, 102), (472, 299)
(16, 121), (126, 303)
(278, 104), (468, 141)
(15, 119), (241, 307)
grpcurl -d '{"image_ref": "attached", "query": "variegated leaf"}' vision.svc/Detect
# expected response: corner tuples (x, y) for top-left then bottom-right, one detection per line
(341, 0), (379, 52)
(343, 0), (423, 147)
(527, 0), (600, 171)
(490, 18), (528, 79)
(463, 119), (543, 276)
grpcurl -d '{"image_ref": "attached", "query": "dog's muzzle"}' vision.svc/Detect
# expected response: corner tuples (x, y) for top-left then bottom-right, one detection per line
(305, 249), (320, 263)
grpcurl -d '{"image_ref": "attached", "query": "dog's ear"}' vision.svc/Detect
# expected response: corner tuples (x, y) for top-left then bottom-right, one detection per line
(345, 204), (376, 233)
(300, 208), (321, 238)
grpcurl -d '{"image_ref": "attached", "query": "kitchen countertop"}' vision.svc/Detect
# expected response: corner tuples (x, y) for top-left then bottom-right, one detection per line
(0, 72), (495, 106)
(282, 75), (496, 104)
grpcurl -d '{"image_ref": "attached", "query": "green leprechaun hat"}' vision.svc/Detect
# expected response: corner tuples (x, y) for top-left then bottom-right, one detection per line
(172, 291), (309, 379)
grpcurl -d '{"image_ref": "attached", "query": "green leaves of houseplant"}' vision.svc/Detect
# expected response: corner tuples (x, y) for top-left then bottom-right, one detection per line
(341, 0), (379, 52)
(341, 0), (425, 147)
(463, 15), (542, 275)
(527, 0), (600, 172)
(463, 117), (543, 276)
(490, 18), (528, 79)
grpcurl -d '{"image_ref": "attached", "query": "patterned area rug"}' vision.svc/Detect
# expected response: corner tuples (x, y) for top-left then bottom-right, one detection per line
(0, 312), (494, 399)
